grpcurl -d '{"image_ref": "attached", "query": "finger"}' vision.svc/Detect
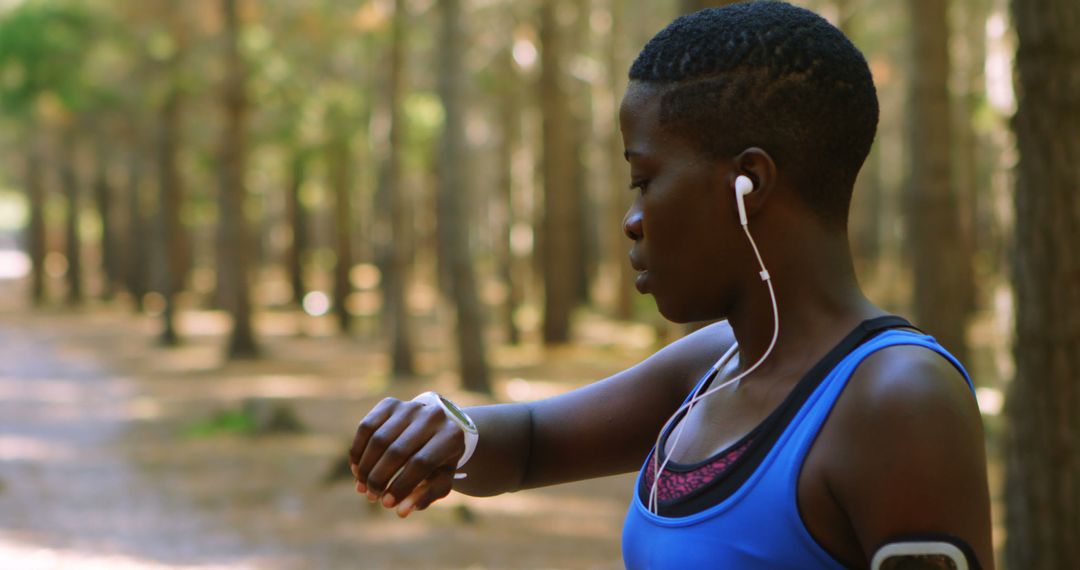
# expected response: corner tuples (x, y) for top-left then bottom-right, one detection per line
(397, 468), (454, 518)
(356, 405), (416, 490)
(368, 405), (452, 501)
(353, 463), (367, 494)
(382, 428), (462, 507)
(358, 402), (433, 493)
(414, 468), (455, 511)
(350, 398), (400, 468)
(394, 479), (430, 518)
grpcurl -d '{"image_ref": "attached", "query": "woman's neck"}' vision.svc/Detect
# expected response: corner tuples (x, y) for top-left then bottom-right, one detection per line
(725, 231), (882, 377)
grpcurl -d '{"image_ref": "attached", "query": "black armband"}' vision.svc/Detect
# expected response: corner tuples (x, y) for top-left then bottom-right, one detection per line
(870, 534), (981, 570)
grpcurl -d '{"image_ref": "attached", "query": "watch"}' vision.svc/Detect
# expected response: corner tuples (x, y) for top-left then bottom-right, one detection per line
(412, 391), (479, 470)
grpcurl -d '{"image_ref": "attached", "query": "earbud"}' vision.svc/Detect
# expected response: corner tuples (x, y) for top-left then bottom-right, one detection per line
(735, 175), (754, 226)
(649, 171), (778, 516)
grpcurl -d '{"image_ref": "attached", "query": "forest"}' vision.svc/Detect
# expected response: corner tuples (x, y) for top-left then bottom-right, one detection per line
(0, 0), (1076, 568)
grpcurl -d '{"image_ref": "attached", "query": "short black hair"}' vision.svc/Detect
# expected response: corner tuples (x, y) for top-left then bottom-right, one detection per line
(629, 1), (878, 227)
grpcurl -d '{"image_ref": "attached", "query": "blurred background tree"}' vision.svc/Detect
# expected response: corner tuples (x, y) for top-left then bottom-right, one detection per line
(1005, 0), (1080, 567)
(906, 0), (974, 365)
(0, 1), (100, 305)
(1, 0), (1077, 564)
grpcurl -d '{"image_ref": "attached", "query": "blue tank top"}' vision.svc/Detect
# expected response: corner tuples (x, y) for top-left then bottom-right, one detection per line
(622, 329), (974, 569)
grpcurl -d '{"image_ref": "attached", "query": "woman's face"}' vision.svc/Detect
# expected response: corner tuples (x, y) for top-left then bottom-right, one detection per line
(619, 81), (743, 323)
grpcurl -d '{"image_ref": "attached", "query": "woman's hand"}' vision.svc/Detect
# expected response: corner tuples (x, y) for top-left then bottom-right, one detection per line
(349, 397), (465, 517)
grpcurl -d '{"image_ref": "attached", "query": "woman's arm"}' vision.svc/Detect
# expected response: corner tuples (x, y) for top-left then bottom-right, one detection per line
(827, 345), (995, 569)
(349, 321), (733, 516)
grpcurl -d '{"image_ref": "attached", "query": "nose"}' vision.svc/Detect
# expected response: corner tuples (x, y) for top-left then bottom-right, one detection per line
(623, 208), (643, 241)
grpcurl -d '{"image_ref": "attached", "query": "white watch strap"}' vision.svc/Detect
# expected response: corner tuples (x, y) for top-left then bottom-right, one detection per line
(412, 392), (478, 471)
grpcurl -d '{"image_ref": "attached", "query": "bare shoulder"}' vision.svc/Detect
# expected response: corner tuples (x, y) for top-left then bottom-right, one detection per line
(850, 344), (975, 412)
(821, 343), (995, 568)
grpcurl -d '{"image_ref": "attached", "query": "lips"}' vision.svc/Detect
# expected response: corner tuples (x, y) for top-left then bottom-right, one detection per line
(629, 252), (649, 293)
(634, 271), (649, 293)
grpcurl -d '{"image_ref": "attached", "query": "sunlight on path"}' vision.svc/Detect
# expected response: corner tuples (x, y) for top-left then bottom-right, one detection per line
(0, 534), (254, 570)
(0, 302), (281, 569)
(0, 282), (637, 569)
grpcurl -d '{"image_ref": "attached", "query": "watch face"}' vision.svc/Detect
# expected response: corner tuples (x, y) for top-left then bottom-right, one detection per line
(438, 395), (477, 430)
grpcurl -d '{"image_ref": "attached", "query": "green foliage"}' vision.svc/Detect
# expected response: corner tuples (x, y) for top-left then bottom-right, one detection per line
(405, 91), (444, 142)
(183, 407), (258, 438)
(402, 90), (444, 169)
(183, 399), (308, 439)
(0, 0), (103, 118)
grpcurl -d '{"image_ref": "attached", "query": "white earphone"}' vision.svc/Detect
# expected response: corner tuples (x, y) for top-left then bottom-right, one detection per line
(735, 175), (754, 226)
(647, 173), (780, 515)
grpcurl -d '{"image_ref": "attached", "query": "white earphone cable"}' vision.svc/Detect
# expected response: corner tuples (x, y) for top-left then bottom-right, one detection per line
(649, 223), (779, 514)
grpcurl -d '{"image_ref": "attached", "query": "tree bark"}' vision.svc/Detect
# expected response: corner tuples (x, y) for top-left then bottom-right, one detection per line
(154, 3), (189, 346)
(950, 0), (987, 318)
(905, 0), (971, 364)
(839, 0), (883, 278)
(284, 148), (308, 306)
(436, 0), (492, 394)
(495, 41), (523, 344)
(59, 134), (83, 306)
(125, 141), (148, 312)
(25, 133), (47, 306)
(607, 0), (634, 320)
(568, 0), (592, 308)
(327, 115), (354, 334)
(384, 0), (416, 376)
(219, 0), (258, 358)
(156, 86), (182, 345)
(1005, 0), (1080, 567)
(92, 145), (117, 301)
(539, 0), (578, 344)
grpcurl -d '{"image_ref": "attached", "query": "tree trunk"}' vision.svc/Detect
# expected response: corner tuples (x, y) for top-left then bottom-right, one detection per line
(125, 142), (148, 312)
(436, 0), (492, 394)
(959, 0), (989, 315)
(285, 148), (309, 306)
(328, 116), (354, 334)
(92, 146), (117, 301)
(905, 0), (971, 364)
(607, 0), (634, 320)
(495, 41), (523, 345)
(154, 5), (189, 345)
(838, 0), (883, 278)
(157, 86), (182, 345)
(539, 0), (578, 344)
(25, 133), (47, 306)
(219, 0), (258, 358)
(1005, 0), (1080, 567)
(384, 0), (416, 377)
(950, 0), (987, 318)
(568, 0), (591, 308)
(59, 134), (83, 306)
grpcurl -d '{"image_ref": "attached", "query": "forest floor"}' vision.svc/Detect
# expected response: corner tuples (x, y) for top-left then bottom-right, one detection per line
(0, 279), (657, 569)
(0, 278), (1006, 569)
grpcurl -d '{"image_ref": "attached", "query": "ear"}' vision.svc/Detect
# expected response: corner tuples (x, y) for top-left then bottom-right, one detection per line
(729, 147), (778, 223)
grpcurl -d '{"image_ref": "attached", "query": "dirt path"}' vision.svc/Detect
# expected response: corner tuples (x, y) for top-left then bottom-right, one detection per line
(0, 303), (280, 569)
(0, 282), (642, 569)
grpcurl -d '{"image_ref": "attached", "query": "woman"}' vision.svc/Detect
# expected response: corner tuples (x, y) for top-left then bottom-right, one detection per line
(349, 3), (994, 568)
